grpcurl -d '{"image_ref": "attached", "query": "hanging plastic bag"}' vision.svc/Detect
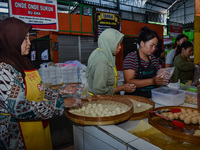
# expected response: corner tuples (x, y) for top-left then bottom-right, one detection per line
(58, 83), (88, 99)
(157, 67), (175, 80)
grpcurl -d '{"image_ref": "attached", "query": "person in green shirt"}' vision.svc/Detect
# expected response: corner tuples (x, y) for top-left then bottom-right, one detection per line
(171, 41), (200, 83)
(86, 28), (136, 95)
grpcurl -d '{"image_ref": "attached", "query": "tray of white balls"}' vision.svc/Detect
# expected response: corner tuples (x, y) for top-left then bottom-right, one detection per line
(65, 95), (133, 125)
(89, 95), (155, 120)
(148, 106), (200, 145)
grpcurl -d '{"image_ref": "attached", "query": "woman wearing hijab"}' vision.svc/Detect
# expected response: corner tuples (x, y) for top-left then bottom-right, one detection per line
(0, 17), (82, 150)
(86, 28), (135, 95)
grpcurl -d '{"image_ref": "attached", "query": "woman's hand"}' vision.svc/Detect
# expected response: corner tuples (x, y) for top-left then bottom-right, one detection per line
(64, 97), (82, 108)
(152, 75), (168, 85)
(123, 83), (136, 93)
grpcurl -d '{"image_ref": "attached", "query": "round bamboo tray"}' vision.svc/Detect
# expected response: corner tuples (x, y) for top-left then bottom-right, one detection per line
(124, 96), (155, 120)
(65, 95), (133, 125)
(89, 95), (155, 120)
(148, 106), (200, 145)
(89, 95), (154, 120)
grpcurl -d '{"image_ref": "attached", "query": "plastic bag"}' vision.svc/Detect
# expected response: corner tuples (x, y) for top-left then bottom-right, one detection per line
(58, 83), (88, 99)
(64, 97), (83, 108)
(157, 67), (175, 80)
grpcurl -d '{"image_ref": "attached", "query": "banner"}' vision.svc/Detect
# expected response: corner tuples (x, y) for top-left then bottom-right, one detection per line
(9, 0), (58, 31)
(170, 25), (182, 37)
(93, 7), (121, 42)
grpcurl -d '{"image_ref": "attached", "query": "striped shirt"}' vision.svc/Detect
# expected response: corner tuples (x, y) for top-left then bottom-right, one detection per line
(123, 51), (160, 77)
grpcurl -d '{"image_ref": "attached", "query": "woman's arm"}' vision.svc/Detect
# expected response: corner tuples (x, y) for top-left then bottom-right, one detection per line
(114, 83), (136, 93)
(123, 69), (167, 87)
(123, 69), (154, 87)
(0, 63), (65, 120)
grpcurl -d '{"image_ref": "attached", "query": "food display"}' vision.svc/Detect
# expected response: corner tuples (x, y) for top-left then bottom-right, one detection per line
(160, 108), (200, 126)
(69, 100), (130, 117)
(87, 95), (154, 120)
(125, 96), (154, 120)
(185, 91), (197, 104)
(65, 96), (133, 125)
(149, 106), (200, 145)
(129, 99), (153, 113)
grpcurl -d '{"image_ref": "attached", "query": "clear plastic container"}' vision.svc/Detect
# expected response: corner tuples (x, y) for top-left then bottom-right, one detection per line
(185, 91), (197, 104)
(197, 78), (200, 109)
(151, 87), (186, 106)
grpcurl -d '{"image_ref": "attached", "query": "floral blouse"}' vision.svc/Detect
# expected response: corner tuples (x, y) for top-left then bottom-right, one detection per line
(0, 62), (65, 150)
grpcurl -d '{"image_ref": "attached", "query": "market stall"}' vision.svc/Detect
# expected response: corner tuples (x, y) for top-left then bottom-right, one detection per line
(60, 82), (200, 150)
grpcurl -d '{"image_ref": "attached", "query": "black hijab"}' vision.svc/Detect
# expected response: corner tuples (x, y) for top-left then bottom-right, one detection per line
(0, 17), (34, 77)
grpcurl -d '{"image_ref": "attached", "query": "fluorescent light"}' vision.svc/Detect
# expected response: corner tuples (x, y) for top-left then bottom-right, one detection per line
(0, 7), (8, 13)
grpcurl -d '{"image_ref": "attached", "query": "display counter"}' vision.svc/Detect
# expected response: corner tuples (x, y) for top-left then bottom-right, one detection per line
(73, 102), (197, 150)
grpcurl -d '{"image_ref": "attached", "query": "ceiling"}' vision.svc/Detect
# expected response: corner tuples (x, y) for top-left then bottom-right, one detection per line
(0, 0), (189, 15)
(56, 0), (189, 15)
(145, 0), (189, 15)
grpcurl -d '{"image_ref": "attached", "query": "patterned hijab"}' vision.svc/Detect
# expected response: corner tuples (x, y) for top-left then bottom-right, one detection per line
(0, 17), (33, 77)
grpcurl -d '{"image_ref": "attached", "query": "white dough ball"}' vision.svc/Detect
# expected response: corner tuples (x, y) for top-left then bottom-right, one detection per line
(89, 110), (94, 115)
(91, 113), (97, 117)
(87, 104), (92, 109)
(97, 103), (102, 108)
(161, 113), (168, 117)
(81, 106), (86, 111)
(97, 112), (102, 116)
(99, 108), (104, 112)
(168, 114), (174, 120)
(94, 109), (99, 114)
(92, 104), (97, 109)
(186, 109), (192, 113)
(191, 117), (198, 124)
(136, 103), (142, 108)
(179, 114), (185, 121)
(121, 110), (126, 113)
(174, 113), (179, 119)
(69, 109), (74, 113)
(181, 108), (186, 113)
(184, 117), (192, 124)
(193, 130), (200, 136)
(85, 109), (89, 115)
(77, 109), (81, 113)
(105, 108), (109, 112)
(193, 110), (199, 115)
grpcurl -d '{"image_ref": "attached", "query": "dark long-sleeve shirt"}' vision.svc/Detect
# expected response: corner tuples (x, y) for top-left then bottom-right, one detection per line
(171, 54), (194, 83)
